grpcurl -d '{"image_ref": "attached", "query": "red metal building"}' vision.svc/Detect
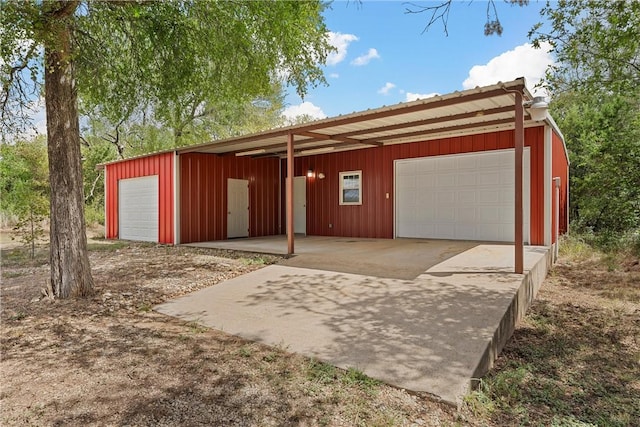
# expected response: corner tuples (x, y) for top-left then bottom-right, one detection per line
(101, 79), (569, 260)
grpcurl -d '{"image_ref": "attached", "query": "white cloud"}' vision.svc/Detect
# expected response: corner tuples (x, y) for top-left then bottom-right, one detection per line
(329, 73), (340, 79)
(462, 42), (554, 95)
(33, 107), (47, 136)
(405, 92), (439, 102)
(351, 48), (380, 66)
(282, 101), (327, 123)
(19, 97), (47, 140)
(326, 32), (358, 66)
(377, 82), (396, 95)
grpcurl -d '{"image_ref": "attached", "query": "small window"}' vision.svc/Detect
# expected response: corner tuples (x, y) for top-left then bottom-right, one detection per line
(339, 170), (362, 205)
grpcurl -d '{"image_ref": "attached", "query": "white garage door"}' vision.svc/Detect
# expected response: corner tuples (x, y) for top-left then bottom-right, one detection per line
(395, 149), (530, 242)
(119, 176), (159, 242)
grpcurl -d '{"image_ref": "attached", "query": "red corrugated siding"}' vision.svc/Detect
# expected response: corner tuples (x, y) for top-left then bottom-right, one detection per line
(552, 130), (569, 241)
(179, 153), (280, 243)
(288, 127), (546, 245)
(105, 152), (174, 244)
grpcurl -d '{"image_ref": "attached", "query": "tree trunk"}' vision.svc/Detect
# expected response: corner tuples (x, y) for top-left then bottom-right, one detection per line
(44, 8), (94, 298)
(30, 209), (35, 260)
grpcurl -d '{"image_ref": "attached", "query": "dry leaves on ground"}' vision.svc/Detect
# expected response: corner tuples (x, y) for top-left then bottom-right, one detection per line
(1, 242), (455, 427)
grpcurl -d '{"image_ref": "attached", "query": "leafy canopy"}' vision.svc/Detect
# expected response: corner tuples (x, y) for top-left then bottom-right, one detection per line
(1, 1), (333, 139)
(531, 0), (640, 94)
(0, 136), (49, 219)
(551, 91), (640, 234)
(533, 1), (640, 237)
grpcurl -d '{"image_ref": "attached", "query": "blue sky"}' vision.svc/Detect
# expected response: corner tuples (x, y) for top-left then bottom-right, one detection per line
(283, 0), (555, 121)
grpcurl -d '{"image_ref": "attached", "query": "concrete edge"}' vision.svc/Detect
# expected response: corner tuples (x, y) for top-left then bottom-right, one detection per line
(468, 247), (552, 400)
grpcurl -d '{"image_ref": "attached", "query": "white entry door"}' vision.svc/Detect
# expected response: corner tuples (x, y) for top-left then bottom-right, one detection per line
(294, 176), (306, 234)
(227, 178), (249, 238)
(119, 176), (159, 242)
(395, 149), (530, 242)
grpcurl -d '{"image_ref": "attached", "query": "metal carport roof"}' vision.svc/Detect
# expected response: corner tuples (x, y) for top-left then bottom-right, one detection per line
(173, 77), (557, 159)
(99, 77), (560, 164)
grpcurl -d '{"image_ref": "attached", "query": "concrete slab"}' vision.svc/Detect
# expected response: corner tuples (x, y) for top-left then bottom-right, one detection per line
(187, 236), (479, 280)
(156, 243), (550, 406)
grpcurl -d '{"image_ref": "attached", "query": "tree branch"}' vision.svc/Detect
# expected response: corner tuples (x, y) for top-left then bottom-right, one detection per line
(404, 0), (528, 36)
(404, 1), (452, 36)
(44, 0), (80, 18)
(1, 42), (39, 120)
(85, 171), (102, 202)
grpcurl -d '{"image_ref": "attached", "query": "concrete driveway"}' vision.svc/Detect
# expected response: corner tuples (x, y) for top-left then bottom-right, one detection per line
(187, 236), (479, 280)
(158, 238), (550, 406)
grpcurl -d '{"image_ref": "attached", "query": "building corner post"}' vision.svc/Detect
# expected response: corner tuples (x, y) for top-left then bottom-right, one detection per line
(286, 133), (295, 255)
(515, 91), (524, 274)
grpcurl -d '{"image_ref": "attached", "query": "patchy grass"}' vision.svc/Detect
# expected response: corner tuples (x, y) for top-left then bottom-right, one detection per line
(0, 245), (49, 268)
(2, 235), (638, 426)
(184, 319), (209, 334)
(342, 367), (381, 393)
(0, 241), (453, 426)
(308, 359), (339, 384)
(86, 240), (132, 251)
(464, 237), (640, 426)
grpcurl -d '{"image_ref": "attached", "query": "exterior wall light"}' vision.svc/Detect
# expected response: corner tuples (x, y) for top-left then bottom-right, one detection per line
(307, 168), (314, 178)
(526, 96), (549, 122)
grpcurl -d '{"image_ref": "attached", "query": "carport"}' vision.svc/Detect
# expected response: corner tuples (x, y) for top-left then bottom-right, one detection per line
(103, 78), (569, 275)
(177, 77), (546, 273)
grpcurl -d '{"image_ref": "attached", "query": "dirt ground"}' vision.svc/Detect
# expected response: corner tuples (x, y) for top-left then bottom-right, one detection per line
(1, 236), (638, 426)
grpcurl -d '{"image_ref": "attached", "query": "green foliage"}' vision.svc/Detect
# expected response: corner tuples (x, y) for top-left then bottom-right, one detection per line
(0, 136), (48, 215)
(550, 90), (640, 235)
(81, 135), (118, 226)
(0, 2), (43, 138)
(341, 367), (381, 395)
(530, 2), (640, 238)
(2, 1), (331, 141)
(0, 136), (49, 257)
(557, 234), (594, 261)
(307, 359), (338, 384)
(74, 1), (329, 134)
(531, 0), (640, 94)
(81, 82), (286, 161)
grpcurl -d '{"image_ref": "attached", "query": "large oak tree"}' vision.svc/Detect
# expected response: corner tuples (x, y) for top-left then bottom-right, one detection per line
(1, 0), (332, 298)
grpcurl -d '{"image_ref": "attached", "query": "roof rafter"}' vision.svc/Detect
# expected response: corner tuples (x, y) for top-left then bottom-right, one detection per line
(360, 117), (525, 144)
(295, 130), (382, 147)
(335, 105), (516, 139)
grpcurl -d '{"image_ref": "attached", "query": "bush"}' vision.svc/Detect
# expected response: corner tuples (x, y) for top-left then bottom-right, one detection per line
(562, 228), (640, 264)
(85, 202), (105, 226)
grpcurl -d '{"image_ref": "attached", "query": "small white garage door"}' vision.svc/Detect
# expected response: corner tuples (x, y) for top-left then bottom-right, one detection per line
(395, 149), (530, 242)
(119, 176), (159, 242)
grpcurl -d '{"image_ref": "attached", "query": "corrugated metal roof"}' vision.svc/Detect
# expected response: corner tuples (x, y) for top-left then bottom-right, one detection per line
(100, 77), (559, 167)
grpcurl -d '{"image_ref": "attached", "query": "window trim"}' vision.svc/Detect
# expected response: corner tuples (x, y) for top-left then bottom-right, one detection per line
(339, 170), (362, 205)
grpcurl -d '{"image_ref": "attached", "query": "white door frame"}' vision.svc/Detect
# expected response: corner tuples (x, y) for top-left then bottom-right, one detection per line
(293, 176), (306, 234)
(227, 178), (249, 238)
